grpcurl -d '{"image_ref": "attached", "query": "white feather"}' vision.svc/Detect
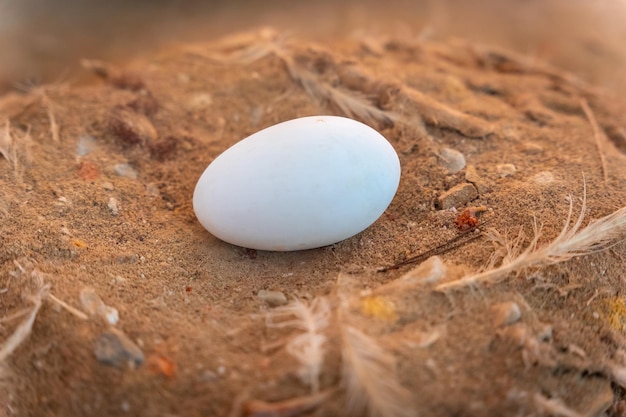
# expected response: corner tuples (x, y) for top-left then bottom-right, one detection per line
(267, 298), (330, 393)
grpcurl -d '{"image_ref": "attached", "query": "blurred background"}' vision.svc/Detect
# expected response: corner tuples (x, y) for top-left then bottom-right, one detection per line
(1, 0), (626, 94)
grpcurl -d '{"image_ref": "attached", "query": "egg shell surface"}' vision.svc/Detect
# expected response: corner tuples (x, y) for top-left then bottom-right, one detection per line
(193, 115), (401, 251)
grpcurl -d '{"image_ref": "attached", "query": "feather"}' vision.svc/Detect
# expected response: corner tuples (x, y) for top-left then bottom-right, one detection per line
(267, 298), (330, 393)
(340, 324), (414, 417)
(277, 51), (394, 127)
(0, 278), (49, 364)
(438, 186), (626, 290)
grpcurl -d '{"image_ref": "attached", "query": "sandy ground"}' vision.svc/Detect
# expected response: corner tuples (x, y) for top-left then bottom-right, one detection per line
(1, 14), (626, 417)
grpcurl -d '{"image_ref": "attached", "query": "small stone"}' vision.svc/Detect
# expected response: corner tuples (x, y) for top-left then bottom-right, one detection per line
(491, 302), (521, 327)
(102, 182), (115, 191)
(497, 163), (516, 178)
(117, 254), (138, 264)
(77, 135), (98, 156)
(257, 290), (288, 307)
(521, 142), (543, 155)
(108, 197), (119, 215)
(146, 183), (160, 197)
(94, 328), (144, 368)
(80, 287), (119, 325)
(114, 163), (138, 180)
(439, 147), (466, 174)
(436, 183), (478, 210)
(465, 165), (490, 194)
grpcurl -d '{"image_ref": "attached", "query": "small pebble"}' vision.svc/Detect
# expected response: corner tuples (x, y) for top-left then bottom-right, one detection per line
(108, 197), (119, 215)
(102, 182), (115, 191)
(114, 163), (138, 180)
(257, 290), (288, 307)
(146, 183), (160, 197)
(464, 165), (490, 194)
(94, 328), (144, 368)
(491, 302), (521, 327)
(439, 147), (466, 174)
(80, 287), (119, 325)
(77, 135), (98, 156)
(436, 183), (478, 210)
(521, 142), (544, 155)
(496, 163), (517, 178)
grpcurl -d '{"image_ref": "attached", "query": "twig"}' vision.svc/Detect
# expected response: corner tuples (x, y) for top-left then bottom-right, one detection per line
(533, 393), (583, 417)
(0, 308), (32, 324)
(190, 33), (494, 138)
(378, 227), (484, 272)
(0, 283), (49, 363)
(437, 185), (626, 291)
(42, 93), (60, 143)
(400, 87), (494, 138)
(48, 293), (89, 320)
(275, 50), (395, 128)
(243, 390), (333, 417)
(580, 99), (609, 184)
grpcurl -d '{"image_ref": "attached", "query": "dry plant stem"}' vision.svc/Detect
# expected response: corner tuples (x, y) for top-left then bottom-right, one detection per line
(42, 94), (59, 143)
(275, 50), (395, 128)
(185, 27), (280, 65)
(47, 293), (88, 320)
(580, 99), (609, 184)
(399, 87), (493, 138)
(437, 191), (626, 290)
(466, 42), (594, 94)
(243, 390), (332, 417)
(533, 393), (583, 417)
(0, 120), (18, 169)
(0, 283), (49, 363)
(378, 227), (483, 272)
(194, 33), (492, 138)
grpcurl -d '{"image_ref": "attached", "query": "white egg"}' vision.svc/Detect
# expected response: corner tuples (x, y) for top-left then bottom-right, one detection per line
(193, 115), (401, 251)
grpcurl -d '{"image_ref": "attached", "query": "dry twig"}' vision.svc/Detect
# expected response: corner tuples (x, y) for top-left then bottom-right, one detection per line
(41, 93), (60, 143)
(399, 87), (493, 138)
(190, 31), (494, 138)
(378, 227), (483, 272)
(0, 280), (49, 363)
(533, 393), (583, 417)
(243, 390), (333, 417)
(580, 99), (609, 184)
(437, 186), (626, 290)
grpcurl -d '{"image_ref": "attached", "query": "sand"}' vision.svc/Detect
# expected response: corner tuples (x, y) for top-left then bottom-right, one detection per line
(1, 30), (626, 417)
